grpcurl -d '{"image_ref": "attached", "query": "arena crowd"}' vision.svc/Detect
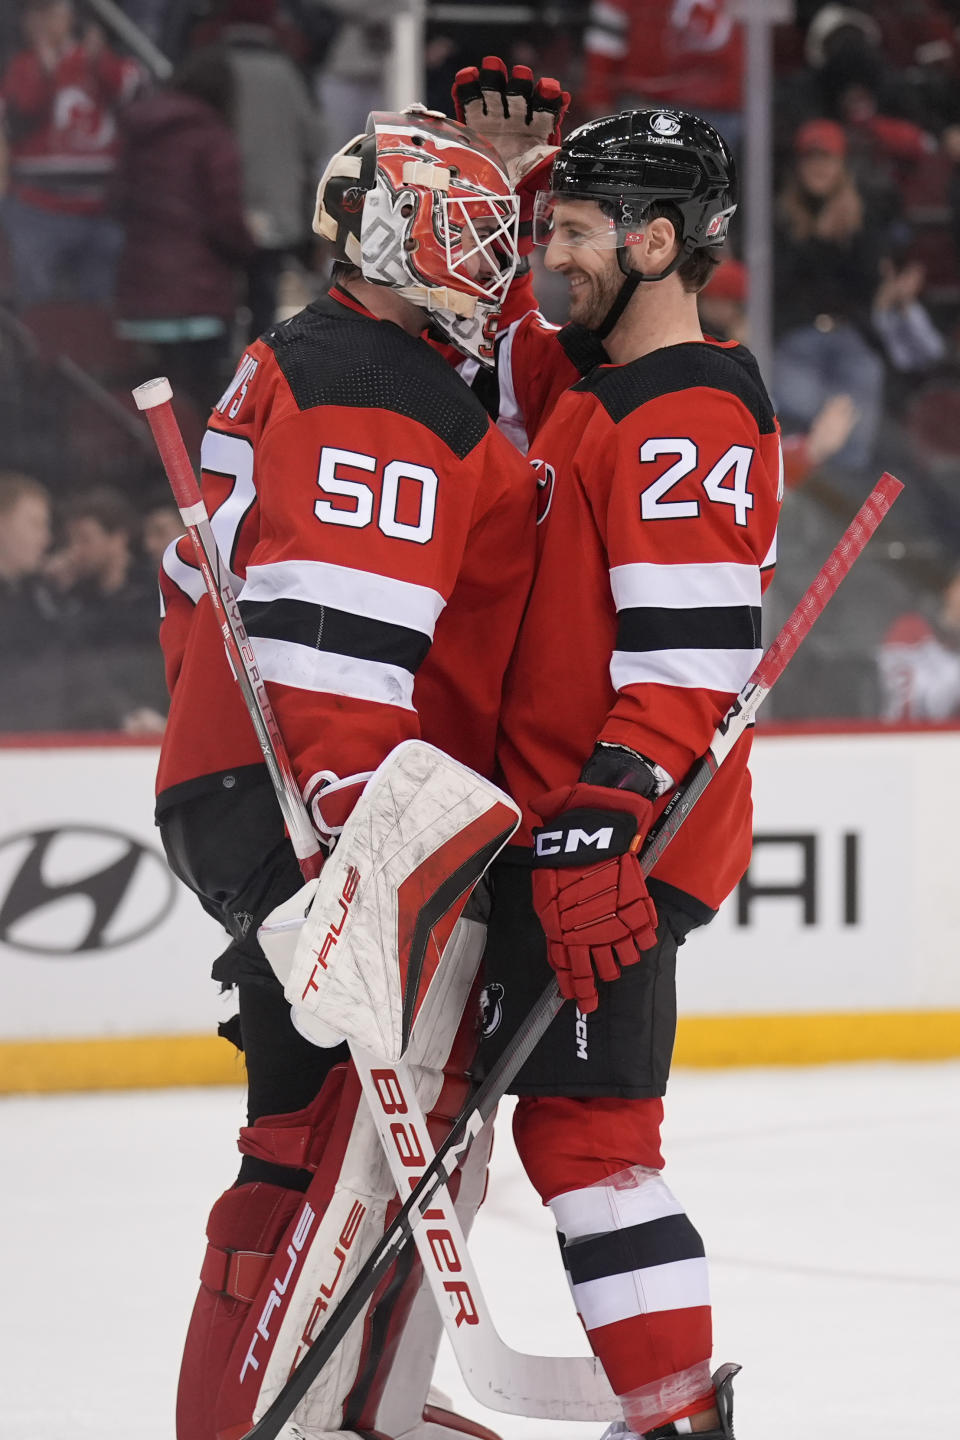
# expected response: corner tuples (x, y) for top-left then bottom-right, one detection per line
(2, 0), (960, 729)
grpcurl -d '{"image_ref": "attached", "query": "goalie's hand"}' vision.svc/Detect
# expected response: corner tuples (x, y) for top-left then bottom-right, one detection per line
(452, 55), (569, 189)
(530, 783), (658, 1015)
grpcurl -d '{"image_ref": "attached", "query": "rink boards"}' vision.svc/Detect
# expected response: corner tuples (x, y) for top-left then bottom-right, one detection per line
(1, 730), (958, 1092)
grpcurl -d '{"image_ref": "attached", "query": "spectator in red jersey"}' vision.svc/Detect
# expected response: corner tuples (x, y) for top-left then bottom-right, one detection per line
(877, 569), (960, 722)
(112, 46), (254, 417)
(582, 0), (743, 147)
(0, 0), (141, 306)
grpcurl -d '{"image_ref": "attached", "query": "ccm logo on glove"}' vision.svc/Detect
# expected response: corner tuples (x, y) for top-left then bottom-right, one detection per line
(529, 781), (659, 1014)
(532, 808), (637, 863)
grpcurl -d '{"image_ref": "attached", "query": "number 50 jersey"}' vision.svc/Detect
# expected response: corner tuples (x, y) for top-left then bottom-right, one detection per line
(156, 289), (536, 817)
(497, 339), (782, 917)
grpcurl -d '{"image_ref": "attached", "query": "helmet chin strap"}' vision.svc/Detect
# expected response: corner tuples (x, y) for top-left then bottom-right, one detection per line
(592, 242), (692, 341)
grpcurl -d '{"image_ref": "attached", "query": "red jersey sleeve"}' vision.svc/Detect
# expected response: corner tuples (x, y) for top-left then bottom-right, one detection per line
(586, 382), (781, 784)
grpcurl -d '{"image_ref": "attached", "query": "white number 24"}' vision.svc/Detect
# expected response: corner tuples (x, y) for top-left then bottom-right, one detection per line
(639, 438), (754, 527)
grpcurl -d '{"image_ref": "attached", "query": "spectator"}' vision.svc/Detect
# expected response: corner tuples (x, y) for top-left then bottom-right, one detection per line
(112, 46), (254, 418)
(314, 2), (395, 153)
(0, 0), (140, 307)
(699, 256), (859, 486)
(0, 469), (66, 731)
(878, 569), (960, 721)
(0, 469), (57, 657)
(773, 117), (888, 474)
(871, 257), (946, 374)
(582, 0), (743, 147)
(697, 253), (748, 341)
(50, 485), (158, 648)
(142, 496), (183, 571)
(219, 0), (323, 338)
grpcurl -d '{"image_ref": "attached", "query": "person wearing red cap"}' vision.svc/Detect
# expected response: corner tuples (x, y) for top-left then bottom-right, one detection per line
(772, 114), (888, 477)
(793, 116), (847, 157)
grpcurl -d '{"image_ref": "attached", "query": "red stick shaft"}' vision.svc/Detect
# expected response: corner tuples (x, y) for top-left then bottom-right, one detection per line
(752, 471), (903, 690)
(133, 377), (323, 879)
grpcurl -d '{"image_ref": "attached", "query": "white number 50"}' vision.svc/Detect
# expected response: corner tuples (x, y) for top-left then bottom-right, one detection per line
(315, 446), (438, 544)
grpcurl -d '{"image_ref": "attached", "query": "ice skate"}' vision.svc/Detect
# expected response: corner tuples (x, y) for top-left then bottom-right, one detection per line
(280, 1388), (502, 1440)
(600, 1364), (739, 1440)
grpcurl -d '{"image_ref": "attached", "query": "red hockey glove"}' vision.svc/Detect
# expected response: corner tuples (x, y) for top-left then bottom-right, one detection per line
(452, 56), (570, 253)
(530, 782), (659, 1015)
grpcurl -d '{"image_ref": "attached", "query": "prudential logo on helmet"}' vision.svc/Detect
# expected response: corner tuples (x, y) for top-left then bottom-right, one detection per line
(650, 112), (682, 137)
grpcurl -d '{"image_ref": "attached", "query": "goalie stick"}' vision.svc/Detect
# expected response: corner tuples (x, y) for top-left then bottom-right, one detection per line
(133, 376), (324, 879)
(242, 469), (904, 1440)
(134, 376), (620, 1422)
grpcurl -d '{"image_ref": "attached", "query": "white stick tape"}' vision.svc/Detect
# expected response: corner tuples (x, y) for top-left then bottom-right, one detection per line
(132, 376), (173, 410)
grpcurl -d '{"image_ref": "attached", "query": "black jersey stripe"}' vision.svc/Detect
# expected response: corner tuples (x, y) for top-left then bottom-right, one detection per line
(240, 597), (432, 674)
(563, 1213), (706, 1286)
(616, 604), (762, 653)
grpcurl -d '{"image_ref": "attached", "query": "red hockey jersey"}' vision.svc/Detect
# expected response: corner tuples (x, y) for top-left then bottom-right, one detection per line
(496, 339), (782, 914)
(156, 289), (536, 817)
(583, 0), (743, 116)
(0, 43), (140, 215)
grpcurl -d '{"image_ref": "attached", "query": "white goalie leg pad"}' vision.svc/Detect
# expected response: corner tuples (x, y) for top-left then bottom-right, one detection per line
(364, 1112), (497, 1440)
(272, 740), (520, 1062)
(249, 913), (490, 1435)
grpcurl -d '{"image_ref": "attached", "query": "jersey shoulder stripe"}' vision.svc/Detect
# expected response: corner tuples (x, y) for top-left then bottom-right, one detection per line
(572, 340), (776, 434)
(263, 295), (489, 460)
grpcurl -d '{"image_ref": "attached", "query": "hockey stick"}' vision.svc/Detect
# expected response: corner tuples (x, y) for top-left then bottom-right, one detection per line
(133, 377), (323, 879)
(134, 375), (619, 1419)
(243, 469), (904, 1440)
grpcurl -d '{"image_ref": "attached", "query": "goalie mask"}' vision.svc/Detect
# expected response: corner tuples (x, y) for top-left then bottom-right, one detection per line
(314, 107), (520, 364)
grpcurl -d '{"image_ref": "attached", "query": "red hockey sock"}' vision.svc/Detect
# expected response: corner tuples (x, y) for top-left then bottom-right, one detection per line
(513, 1095), (715, 1431)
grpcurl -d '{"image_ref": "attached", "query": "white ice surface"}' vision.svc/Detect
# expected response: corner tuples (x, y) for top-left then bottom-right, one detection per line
(3, 1062), (959, 1438)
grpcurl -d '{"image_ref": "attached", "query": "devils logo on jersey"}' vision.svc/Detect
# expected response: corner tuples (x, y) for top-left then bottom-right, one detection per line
(531, 458), (555, 526)
(479, 982), (504, 1037)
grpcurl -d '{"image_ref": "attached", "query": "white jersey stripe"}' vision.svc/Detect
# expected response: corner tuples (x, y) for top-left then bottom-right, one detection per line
(242, 560), (445, 638)
(255, 635), (415, 710)
(550, 1175), (684, 1242)
(760, 527), (778, 569)
(585, 26), (628, 58)
(573, 1257), (711, 1330)
(494, 317), (531, 453)
(611, 646), (762, 694)
(610, 561), (761, 612)
(161, 541), (206, 606)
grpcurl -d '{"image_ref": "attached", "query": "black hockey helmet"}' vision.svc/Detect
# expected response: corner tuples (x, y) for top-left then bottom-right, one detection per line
(546, 108), (737, 252)
(534, 108), (737, 335)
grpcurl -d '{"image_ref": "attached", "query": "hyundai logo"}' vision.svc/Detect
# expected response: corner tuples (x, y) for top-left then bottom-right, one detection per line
(0, 826), (176, 955)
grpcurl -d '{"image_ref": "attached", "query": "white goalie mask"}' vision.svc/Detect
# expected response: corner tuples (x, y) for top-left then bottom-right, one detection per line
(314, 107), (520, 364)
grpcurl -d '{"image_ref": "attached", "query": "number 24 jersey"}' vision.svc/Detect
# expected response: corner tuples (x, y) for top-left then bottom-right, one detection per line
(497, 339), (782, 915)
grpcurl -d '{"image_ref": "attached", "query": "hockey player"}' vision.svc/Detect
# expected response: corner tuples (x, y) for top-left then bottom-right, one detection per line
(453, 69), (781, 1440)
(154, 108), (538, 1440)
